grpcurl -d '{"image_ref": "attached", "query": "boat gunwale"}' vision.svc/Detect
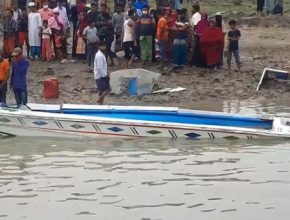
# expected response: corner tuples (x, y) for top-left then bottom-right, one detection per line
(25, 103), (273, 120)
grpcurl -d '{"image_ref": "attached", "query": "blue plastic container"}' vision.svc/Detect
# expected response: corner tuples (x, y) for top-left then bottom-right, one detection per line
(128, 77), (138, 96)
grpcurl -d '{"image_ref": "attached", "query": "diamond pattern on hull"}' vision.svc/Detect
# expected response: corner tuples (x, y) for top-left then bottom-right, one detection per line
(71, 124), (85, 129)
(33, 121), (48, 126)
(223, 136), (240, 140)
(147, 130), (162, 135)
(108, 127), (124, 132)
(185, 133), (201, 138)
(0, 118), (10, 123)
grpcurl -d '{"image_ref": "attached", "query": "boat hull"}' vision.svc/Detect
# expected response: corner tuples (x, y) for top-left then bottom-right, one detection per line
(0, 111), (284, 140)
(0, 104), (289, 140)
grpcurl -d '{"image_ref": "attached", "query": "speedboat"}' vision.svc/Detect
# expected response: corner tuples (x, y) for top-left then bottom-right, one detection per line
(0, 103), (289, 139)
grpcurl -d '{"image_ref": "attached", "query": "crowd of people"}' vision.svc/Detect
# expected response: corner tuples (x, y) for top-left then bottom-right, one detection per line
(0, 0), (244, 105)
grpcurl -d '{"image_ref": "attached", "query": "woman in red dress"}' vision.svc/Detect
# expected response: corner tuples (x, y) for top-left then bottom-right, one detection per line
(200, 20), (224, 68)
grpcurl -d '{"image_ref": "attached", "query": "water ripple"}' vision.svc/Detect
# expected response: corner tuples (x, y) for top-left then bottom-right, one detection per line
(119, 203), (185, 209)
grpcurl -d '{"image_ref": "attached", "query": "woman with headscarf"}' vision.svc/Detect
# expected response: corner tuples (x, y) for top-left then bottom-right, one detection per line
(75, 12), (88, 62)
(3, 9), (17, 59)
(48, 8), (65, 60)
(200, 20), (224, 68)
(192, 12), (208, 67)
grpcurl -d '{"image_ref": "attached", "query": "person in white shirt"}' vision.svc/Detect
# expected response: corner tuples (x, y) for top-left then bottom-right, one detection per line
(190, 4), (201, 30)
(28, 2), (42, 59)
(94, 43), (111, 104)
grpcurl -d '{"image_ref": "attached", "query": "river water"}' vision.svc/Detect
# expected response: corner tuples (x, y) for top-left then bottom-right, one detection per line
(0, 100), (290, 220)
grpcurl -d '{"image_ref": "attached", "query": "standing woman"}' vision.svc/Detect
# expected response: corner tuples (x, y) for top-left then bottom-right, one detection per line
(75, 12), (88, 62)
(28, 2), (42, 60)
(257, 0), (265, 16)
(171, 12), (189, 71)
(3, 9), (17, 59)
(48, 9), (65, 60)
(200, 20), (224, 69)
(192, 13), (209, 67)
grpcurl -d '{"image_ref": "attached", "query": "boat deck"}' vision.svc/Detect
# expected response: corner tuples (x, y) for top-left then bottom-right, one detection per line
(45, 109), (273, 130)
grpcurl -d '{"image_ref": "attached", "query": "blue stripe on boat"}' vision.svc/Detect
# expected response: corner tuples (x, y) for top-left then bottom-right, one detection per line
(45, 109), (273, 129)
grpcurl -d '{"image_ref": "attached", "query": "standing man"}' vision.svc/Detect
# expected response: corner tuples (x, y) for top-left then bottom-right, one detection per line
(190, 4), (201, 31)
(112, 4), (125, 40)
(12, 5), (22, 23)
(97, 4), (111, 42)
(39, 3), (54, 22)
(112, 4), (125, 58)
(83, 21), (99, 72)
(18, 10), (30, 58)
(0, 51), (10, 104)
(257, 0), (265, 16)
(94, 43), (111, 105)
(137, 5), (155, 65)
(265, 0), (274, 15)
(122, 9), (137, 69)
(28, 2), (42, 60)
(3, 9), (17, 59)
(189, 4), (201, 66)
(87, 2), (99, 24)
(156, 9), (169, 70)
(10, 47), (30, 106)
(12, 5), (22, 46)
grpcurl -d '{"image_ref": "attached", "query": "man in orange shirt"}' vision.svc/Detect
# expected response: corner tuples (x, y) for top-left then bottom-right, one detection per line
(0, 52), (10, 104)
(156, 9), (169, 69)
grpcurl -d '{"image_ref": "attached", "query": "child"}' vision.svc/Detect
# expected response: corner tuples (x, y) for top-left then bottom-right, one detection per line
(94, 43), (111, 104)
(10, 47), (30, 106)
(55, 30), (64, 60)
(83, 21), (99, 72)
(226, 19), (241, 74)
(41, 20), (52, 61)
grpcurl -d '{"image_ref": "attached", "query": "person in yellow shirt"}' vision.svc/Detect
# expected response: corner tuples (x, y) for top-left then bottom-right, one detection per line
(0, 53), (10, 104)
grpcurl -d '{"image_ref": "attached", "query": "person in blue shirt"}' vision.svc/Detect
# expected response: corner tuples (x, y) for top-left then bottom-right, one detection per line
(226, 19), (241, 74)
(134, 0), (147, 12)
(10, 47), (30, 106)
